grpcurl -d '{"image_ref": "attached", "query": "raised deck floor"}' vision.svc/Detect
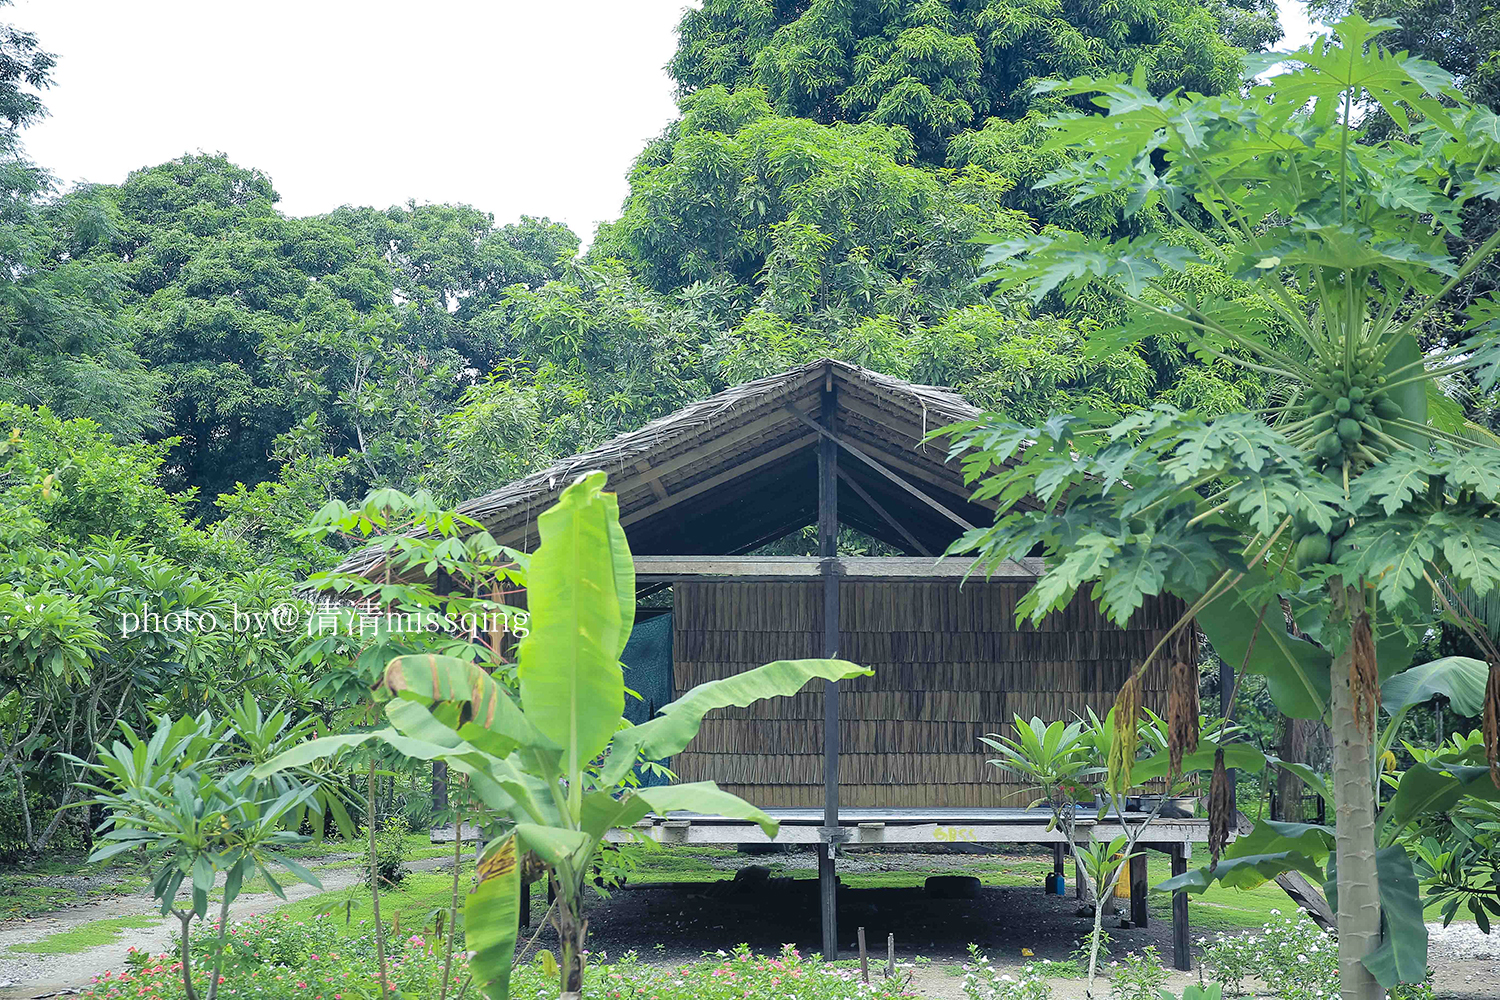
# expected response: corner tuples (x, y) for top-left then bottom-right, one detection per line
(603, 806), (1205, 848)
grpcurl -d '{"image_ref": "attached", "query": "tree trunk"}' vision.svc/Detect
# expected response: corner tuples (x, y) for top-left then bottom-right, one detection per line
(1274, 715), (1315, 821)
(1331, 617), (1383, 1000)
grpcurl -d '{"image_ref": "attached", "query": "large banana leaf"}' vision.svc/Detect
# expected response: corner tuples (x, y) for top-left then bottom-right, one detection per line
(1363, 846), (1428, 988)
(1381, 656), (1488, 716)
(598, 658), (872, 786)
(384, 655), (555, 756)
(1157, 819), (1333, 893)
(1384, 336), (1429, 452)
(577, 781), (781, 839)
(467, 834), (521, 1000)
(517, 471), (628, 777)
(1195, 574), (1332, 719)
(1129, 742), (1267, 786)
(1379, 759), (1500, 835)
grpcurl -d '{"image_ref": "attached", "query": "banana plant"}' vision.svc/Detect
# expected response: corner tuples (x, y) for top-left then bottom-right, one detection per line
(1161, 655), (1500, 984)
(256, 471), (871, 999)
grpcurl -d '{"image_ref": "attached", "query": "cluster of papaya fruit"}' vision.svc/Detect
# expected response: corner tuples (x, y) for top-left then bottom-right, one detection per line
(1299, 368), (1403, 470)
(1292, 510), (1351, 569)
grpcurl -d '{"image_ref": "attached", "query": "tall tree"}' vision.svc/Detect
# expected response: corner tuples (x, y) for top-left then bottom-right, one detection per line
(670, 0), (1277, 161)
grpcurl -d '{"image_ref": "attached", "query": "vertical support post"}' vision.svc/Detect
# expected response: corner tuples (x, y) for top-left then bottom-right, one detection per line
(1171, 844), (1191, 971)
(1129, 851), (1149, 928)
(433, 761), (448, 817)
(818, 366), (841, 961)
(520, 875), (531, 930)
(1219, 655), (1236, 813)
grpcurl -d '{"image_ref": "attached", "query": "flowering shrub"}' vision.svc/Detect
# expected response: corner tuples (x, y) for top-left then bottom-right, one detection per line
(1200, 910), (1338, 999)
(1107, 946), (1168, 1000)
(1200, 911), (1433, 1000)
(514, 944), (915, 1000)
(962, 944), (1053, 1000)
(81, 920), (913, 1000)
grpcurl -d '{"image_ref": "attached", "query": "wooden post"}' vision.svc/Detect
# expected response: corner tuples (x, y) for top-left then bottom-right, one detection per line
(432, 761), (448, 816)
(857, 927), (869, 983)
(1171, 844), (1191, 971)
(520, 875), (531, 930)
(886, 933), (895, 978)
(1129, 851), (1149, 928)
(817, 367), (841, 962)
(1220, 657), (1237, 813)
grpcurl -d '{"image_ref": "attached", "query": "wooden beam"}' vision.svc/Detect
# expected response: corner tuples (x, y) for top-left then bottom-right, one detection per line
(840, 426), (1005, 511)
(619, 432), (817, 528)
(635, 460), (669, 501)
(783, 403), (978, 532)
(837, 467), (931, 556)
(631, 555), (1042, 580)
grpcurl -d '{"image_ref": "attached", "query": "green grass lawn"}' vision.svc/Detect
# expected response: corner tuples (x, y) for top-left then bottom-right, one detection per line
(9, 915), (159, 955)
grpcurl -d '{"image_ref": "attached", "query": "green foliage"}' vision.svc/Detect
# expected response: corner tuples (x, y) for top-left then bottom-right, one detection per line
(963, 945), (1054, 1000)
(84, 929), (912, 1000)
(955, 18), (1500, 993)
(1107, 946), (1169, 1000)
(364, 817), (411, 889)
(595, 84), (1022, 324)
(670, 0), (1273, 159)
(258, 471), (871, 999)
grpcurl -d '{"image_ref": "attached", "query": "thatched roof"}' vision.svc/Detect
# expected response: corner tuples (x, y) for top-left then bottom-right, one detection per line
(335, 358), (1026, 579)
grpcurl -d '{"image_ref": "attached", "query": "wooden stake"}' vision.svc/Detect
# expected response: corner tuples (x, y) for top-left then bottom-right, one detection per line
(857, 927), (868, 983)
(886, 933), (895, 979)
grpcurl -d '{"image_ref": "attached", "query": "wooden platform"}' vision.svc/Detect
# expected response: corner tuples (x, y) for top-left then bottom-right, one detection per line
(600, 806), (1204, 847)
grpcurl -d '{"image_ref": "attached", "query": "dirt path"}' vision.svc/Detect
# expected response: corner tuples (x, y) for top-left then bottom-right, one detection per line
(0, 856), (457, 998)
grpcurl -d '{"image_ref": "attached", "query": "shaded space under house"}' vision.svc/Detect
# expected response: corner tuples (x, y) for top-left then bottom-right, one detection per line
(342, 359), (1211, 969)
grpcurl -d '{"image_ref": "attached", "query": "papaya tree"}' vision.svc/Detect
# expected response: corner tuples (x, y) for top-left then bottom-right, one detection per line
(257, 471), (870, 999)
(950, 16), (1500, 1000)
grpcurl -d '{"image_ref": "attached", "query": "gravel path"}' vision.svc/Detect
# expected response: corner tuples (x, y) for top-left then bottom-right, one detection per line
(0, 857), (457, 998)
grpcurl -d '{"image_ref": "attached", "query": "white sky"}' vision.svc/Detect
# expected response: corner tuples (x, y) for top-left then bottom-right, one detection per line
(9, 0), (1320, 240)
(8, 0), (690, 240)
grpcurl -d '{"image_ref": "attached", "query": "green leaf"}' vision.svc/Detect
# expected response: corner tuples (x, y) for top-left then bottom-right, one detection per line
(1380, 760), (1500, 834)
(383, 654), (553, 756)
(1381, 656), (1488, 716)
(632, 782), (780, 837)
(1130, 742), (1267, 786)
(600, 658), (872, 786)
(1362, 846), (1428, 988)
(516, 823), (592, 872)
(1157, 850), (1328, 894)
(518, 471), (629, 781)
(1383, 335), (1430, 451)
(252, 732), (383, 778)
(1195, 574), (1331, 719)
(1350, 453), (1430, 516)
(467, 833), (520, 1000)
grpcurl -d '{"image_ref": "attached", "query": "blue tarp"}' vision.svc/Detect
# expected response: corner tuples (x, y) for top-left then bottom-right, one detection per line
(620, 611), (674, 786)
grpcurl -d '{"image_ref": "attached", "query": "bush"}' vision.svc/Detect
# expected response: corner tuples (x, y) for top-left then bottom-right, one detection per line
(363, 817), (411, 889)
(1108, 946), (1168, 1000)
(963, 944), (1052, 1000)
(79, 922), (915, 1000)
(1201, 911), (1433, 1000)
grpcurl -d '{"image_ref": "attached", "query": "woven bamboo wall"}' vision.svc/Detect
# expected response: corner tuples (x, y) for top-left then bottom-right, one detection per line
(671, 580), (1179, 808)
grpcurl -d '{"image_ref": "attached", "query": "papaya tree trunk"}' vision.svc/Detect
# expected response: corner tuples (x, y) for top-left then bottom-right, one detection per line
(1331, 601), (1382, 1000)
